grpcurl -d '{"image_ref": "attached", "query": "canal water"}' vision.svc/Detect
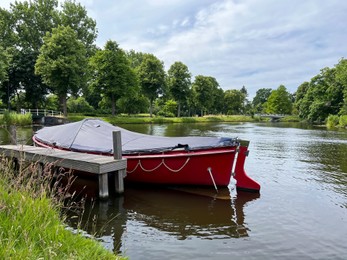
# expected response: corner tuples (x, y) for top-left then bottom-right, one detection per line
(1, 122), (347, 259)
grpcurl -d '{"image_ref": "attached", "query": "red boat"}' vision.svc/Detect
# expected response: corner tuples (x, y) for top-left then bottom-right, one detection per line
(32, 119), (260, 192)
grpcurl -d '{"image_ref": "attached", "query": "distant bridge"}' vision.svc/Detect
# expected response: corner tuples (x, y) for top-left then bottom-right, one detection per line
(21, 109), (66, 125)
(256, 114), (285, 122)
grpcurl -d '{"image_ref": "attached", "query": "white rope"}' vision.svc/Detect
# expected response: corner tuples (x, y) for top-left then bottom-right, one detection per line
(126, 157), (190, 173)
(162, 157), (190, 173)
(139, 159), (163, 172)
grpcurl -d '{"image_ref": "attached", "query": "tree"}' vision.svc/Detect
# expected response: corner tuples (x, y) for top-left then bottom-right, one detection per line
(58, 0), (97, 56)
(89, 40), (137, 116)
(167, 61), (191, 117)
(191, 75), (216, 116)
(0, 0), (97, 110)
(295, 67), (344, 122)
(335, 58), (347, 115)
(265, 85), (293, 114)
(137, 54), (166, 117)
(35, 25), (87, 116)
(224, 89), (245, 115)
(252, 88), (272, 113)
(0, 45), (10, 86)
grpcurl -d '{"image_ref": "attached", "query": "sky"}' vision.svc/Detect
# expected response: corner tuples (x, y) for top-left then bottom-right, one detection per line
(1, 0), (347, 99)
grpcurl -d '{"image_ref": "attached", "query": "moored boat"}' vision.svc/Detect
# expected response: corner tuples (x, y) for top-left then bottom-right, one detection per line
(32, 119), (260, 192)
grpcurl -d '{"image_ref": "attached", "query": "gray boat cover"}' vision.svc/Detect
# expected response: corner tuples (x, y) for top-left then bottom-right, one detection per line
(34, 119), (238, 155)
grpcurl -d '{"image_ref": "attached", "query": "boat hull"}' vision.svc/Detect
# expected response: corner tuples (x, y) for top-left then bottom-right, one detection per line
(33, 136), (260, 192)
(124, 148), (235, 186)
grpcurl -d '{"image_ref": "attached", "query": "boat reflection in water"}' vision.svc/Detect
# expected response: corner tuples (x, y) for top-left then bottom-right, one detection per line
(66, 184), (259, 253)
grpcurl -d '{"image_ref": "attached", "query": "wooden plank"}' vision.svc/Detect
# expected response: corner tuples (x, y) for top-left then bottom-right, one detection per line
(0, 145), (127, 174)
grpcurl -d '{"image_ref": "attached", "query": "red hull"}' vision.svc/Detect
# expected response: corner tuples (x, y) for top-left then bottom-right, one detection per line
(33, 136), (260, 192)
(124, 148), (235, 186)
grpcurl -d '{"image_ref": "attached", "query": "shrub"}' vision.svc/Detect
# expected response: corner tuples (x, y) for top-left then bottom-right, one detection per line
(326, 114), (339, 128)
(0, 111), (32, 126)
(339, 115), (347, 127)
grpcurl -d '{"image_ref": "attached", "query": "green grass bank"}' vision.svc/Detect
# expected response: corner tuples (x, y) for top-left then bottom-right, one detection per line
(67, 114), (301, 124)
(0, 160), (125, 260)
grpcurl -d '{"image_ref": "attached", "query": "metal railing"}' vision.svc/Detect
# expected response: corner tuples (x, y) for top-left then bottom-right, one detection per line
(0, 109), (63, 117)
(23, 109), (63, 117)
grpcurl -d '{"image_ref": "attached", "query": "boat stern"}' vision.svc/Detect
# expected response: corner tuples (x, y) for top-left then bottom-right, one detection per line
(233, 141), (260, 193)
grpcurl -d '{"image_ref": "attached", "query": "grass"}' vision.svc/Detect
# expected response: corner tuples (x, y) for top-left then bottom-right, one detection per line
(0, 111), (32, 126)
(0, 158), (125, 260)
(67, 114), (257, 124)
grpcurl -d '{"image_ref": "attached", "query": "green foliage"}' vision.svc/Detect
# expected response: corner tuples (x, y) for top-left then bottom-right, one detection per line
(0, 111), (32, 126)
(117, 93), (149, 115)
(35, 25), (87, 116)
(0, 160), (121, 260)
(252, 88), (272, 113)
(0, 0), (96, 111)
(265, 85), (293, 114)
(157, 99), (177, 117)
(137, 54), (166, 117)
(167, 61), (191, 117)
(339, 115), (347, 127)
(58, 0), (97, 56)
(0, 45), (11, 84)
(89, 40), (137, 116)
(326, 114), (340, 128)
(191, 75), (221, 115)
(44, 94), (60, 110)
(224, 89), (246, 115)
(294, 67), (345, 122)
(67, 96), (94, 113)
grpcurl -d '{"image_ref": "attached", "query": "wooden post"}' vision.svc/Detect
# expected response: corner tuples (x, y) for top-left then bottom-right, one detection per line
(113, 131), (122, 160)
(98, 173), (109, 199)
(113, 131), (125, 194)
(9, 125), (17, 145)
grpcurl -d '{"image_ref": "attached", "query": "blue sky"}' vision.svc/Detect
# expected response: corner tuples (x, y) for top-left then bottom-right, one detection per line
(1, 0), (347, 99)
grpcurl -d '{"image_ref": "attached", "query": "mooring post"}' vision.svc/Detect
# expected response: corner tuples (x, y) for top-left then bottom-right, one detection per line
(98, 173), (109, 199)
(113, 131), (125, 194)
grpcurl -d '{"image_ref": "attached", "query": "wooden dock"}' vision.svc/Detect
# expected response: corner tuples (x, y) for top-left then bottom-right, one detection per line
(0, 142), (127, 199)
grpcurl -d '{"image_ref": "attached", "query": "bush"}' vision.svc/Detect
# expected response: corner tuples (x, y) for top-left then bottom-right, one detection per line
(0, 111), (32, 126)
(326, 114), (339, 128)
(67, 97), (94, 113)
(339, 115), (347, 127)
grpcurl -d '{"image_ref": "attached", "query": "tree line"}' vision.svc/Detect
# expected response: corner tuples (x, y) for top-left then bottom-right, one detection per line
(1, 0), (346, 123)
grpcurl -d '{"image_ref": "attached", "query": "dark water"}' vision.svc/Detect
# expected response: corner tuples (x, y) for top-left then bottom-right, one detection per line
(2, 123), (347, 259)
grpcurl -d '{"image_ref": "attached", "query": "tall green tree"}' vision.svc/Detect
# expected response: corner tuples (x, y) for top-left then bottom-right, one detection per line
(224, 89), (245, 115)
(58, 0), (97, 56)
(35, 25), (87, 116)
(335, 58), (347, 115)
(191, 75), (216, 116)
(265, 85), (293, 114)
(0, 0), (97, 109)
(0, 45), (10, 86)
(137, 54), (166, 117)
(89, 40), (137, 116)
(167, 61), (191, 117)
(295, 67), (344, 122)
(252, 88), (272, 113)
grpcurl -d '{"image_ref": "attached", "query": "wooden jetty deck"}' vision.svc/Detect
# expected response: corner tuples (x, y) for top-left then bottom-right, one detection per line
(0, 144), (127, 199)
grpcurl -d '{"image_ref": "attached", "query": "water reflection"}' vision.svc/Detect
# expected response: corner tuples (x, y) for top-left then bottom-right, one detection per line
(66, 187), (259, 252)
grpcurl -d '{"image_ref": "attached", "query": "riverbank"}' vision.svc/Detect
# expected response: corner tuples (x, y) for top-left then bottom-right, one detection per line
(0, 160), (125, 259)
(67, 114), (301, 124)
